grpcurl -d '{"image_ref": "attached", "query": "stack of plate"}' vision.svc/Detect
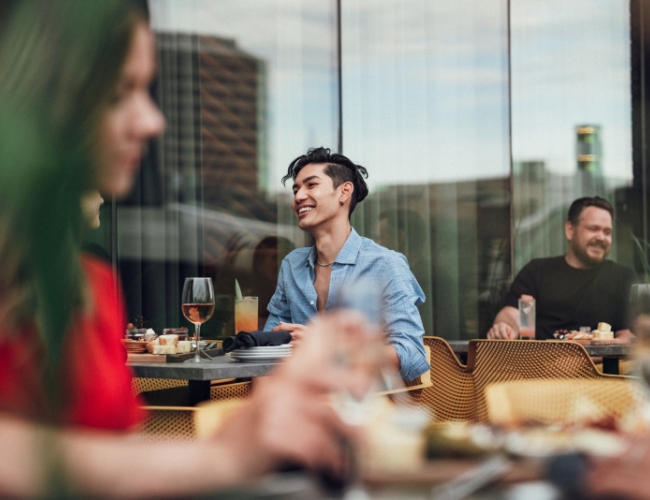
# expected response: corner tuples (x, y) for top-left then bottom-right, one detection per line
(229, 345), (292, 363)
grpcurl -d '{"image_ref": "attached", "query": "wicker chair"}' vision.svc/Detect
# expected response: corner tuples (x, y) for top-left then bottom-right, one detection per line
(376, 346), (433, 405)
(132, 377), (188, 394)
(468, 339), (629, 421)
(485, 378), (648, 427)
(420, 337), (476, 422)
(138, 406), (198, 441)
(138, 381), (252, 440)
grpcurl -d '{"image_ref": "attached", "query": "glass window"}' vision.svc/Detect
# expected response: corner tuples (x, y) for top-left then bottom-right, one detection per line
(116, 0), (338, 335)
(342, 0), (510, 338)
(104, 0), (645, 340)
(510, 0), (633, 272)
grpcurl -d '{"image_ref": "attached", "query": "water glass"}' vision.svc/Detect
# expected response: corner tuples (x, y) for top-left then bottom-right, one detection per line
(518, 295), (536, 340)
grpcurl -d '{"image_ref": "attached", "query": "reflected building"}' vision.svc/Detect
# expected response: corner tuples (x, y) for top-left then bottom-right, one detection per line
(155, 32), (273, 221)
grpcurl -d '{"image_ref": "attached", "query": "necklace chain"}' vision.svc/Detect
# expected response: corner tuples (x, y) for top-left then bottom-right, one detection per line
(316, 257), (334, 267)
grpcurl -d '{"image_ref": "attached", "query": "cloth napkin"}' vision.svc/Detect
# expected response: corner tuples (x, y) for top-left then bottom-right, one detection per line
(222, 330), (292, 353)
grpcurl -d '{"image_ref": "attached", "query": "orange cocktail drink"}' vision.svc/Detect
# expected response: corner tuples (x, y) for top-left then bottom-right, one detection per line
(235, 296), (258, 333)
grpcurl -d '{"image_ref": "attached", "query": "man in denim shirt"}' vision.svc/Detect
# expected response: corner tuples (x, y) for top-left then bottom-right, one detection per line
(264, 147), (429, 382)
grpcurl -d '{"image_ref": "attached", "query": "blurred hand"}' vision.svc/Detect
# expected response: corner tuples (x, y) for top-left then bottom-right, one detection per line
(217, 311), (375, 478)
(487, 322), (518, 339)
(586, 435), (650, 500)
(272, 322), (312, 349)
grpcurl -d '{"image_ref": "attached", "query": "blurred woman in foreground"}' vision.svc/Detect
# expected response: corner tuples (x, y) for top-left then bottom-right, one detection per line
(0, 1), (367, 496)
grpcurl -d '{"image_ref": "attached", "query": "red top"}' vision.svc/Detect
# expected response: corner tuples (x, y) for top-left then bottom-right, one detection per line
(0, 255), (145, 431)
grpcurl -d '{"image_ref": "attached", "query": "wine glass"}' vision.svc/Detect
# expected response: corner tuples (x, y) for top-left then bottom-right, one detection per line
(181, 277), (215, 363)
(332, 278), (387, 420)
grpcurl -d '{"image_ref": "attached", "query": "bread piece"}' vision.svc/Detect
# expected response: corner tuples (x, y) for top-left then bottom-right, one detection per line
(598, 322), (612, 333)
(593, 330), (614, 340)
(176, 341), (192, 353)
(146, 338), (159, 354)
(153, 345), (176, 355)
(158, 334), (179, 347)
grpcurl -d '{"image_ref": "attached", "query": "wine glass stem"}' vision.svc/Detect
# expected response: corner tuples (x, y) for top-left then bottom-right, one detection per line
(194, 323), (201, 362)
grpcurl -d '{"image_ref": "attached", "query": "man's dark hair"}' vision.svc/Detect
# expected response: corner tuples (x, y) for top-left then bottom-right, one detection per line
(282, 147), (369, 216)
(567, 196), (614, 225)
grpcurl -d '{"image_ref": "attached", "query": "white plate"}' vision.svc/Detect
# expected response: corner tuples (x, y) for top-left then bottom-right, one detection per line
(231, 357), (289, 363)
(231, 346), (291, 354)
(229, 352), (292, 362)
(233, 345), (292, 349)
(230, 351), (292, 358)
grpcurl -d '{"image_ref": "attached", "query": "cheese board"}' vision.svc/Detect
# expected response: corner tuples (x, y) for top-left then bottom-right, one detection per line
(127, 347), (224, 363)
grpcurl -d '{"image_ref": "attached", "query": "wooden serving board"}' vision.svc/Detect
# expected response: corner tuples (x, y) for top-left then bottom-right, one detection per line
(127, 348), (224, 363)
(127, 353), (167, 363)
(591, 338), (626, 345)
(562, 338), (626, 346)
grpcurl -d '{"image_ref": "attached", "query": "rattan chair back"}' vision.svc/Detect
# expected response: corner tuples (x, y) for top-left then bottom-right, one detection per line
(468, 339), (625, 421)
(420, 337), (477, 422)
(138, 406), (198, 441)
(138, 382), (252, 440)
(210, 380), (252, 400)
(485, 378), (647, 427)
(378, 346), (433, 405)
(132, 377), (187, 394)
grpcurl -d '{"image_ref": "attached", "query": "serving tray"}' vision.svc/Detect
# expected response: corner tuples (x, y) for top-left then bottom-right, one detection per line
(127, 347), (225, 363)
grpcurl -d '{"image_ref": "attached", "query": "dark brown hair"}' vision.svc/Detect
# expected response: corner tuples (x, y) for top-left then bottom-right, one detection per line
(567, 196), (614, 226)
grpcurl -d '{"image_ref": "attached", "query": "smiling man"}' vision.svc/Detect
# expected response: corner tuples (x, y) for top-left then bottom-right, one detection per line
(263, 147), (429, 382)
(487, 196), (636, 340)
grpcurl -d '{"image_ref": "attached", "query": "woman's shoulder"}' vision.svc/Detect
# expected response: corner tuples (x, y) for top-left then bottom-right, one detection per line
(81, 253), (119, 293)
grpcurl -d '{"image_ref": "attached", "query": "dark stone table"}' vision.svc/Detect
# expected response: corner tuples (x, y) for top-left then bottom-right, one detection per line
(446, 340), (633, 375)
(128, 355), (278, 404)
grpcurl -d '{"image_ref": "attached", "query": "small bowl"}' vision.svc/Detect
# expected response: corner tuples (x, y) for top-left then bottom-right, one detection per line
(121, 339), (148, 354)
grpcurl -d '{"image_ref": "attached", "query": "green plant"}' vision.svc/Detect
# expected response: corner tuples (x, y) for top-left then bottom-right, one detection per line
(631, 232), (650, 282)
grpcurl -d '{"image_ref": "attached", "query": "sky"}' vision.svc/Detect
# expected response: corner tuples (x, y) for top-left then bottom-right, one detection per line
(150, 0), (632, 194)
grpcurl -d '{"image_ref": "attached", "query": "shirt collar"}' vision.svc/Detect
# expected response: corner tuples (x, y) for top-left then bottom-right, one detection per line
(309, 227), (362, 267)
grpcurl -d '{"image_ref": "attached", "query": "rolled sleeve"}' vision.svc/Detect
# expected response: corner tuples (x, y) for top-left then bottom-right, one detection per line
(380, 257), (429, 381)
(264, 260), (292, 331)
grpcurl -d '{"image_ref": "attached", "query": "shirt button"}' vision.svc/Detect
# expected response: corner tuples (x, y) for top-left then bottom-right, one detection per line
(310, 301), (314, 305)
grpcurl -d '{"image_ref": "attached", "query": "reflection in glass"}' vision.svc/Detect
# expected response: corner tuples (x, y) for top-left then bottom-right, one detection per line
(117, 1), (337, 334)
(108, 0), (643, 343)
(510, 0), (632, 271)
(342, 0), (510, 337)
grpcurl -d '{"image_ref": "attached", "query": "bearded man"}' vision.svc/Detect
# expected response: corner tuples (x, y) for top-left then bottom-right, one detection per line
(487, 196), (636, 340)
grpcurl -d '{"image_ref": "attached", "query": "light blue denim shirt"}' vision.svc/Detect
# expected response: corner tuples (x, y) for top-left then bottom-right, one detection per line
(264, 228), (429, 381)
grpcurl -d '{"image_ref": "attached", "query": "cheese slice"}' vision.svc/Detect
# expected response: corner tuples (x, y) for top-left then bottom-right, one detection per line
(153, 345), (177, 355)
(176, 341), (192, 353)
(597, 322), (612, 333)
(158, 334), (179, 347)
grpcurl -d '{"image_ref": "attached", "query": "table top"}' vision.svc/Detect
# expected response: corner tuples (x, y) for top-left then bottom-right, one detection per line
(128, 354), (278, 381)
(446, 340), (633, 356)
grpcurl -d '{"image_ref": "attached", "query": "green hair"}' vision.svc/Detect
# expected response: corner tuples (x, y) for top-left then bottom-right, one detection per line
(0, 0), (148, 418)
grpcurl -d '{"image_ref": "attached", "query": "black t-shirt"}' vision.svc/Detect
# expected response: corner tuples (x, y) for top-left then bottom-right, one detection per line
(504, 256), (636, 340)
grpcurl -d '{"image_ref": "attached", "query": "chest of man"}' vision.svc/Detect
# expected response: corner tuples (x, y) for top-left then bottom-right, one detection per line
(534, 262), (625, 331)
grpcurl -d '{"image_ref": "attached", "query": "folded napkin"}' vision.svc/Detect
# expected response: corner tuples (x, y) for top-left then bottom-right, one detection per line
(222, 330), (292, 353)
